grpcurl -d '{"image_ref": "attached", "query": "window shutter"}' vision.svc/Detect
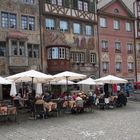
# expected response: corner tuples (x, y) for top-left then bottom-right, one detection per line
(90, 2), (95, 13)
(72, 0), (78, 9)
(63, 0), (70, 8)
(46, 0), (51, 3)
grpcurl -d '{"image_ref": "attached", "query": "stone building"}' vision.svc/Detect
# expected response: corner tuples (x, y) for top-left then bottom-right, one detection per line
(98, 0), (136, 82)
(0, 0), (41, 76)
(39, 0), (99, 78)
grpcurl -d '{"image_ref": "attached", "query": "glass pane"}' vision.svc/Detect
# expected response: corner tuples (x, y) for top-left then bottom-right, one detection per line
(52, 47), (58, 59)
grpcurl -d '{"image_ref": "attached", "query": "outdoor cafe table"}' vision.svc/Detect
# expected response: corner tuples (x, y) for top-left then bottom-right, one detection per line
(44, 102), (57, 112)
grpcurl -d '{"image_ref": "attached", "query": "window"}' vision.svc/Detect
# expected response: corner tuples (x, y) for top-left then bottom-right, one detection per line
(116, 62), (121, 72)
(102, 62), (109, 72)
(115, 42), (121, 52)
(126, 22), (132, 32)
(0, 42), (6, 56)
(71, 52), (85, 63)
(128, 62), (133, 72)
(66, 48), (69, 60)
(85, 25), (92, 35)
(47, 47), (69, 59)
(60, 20), (68, 32)
(29, 17), (35, 31)
(100, 17), (107, 27)
(101, 40), (108, 51)
(114, 20), (120, 30)
(21, 15), (35, 31)
(28, 44), (39, 58)
(59, 47), (65, 59)
(114, 9), (119, 14)
(1, 12), (16, 29)
(52, 0), (62, 6)
(19, 42), (25, 56)
(46, 18), (55, 30)
(52, 47), (58, 59)
(23, 0), (34, 4)
(127, 43), (133, 54)
(73, 23), (81, 34)
(90, 53), (96, 64)
(11, 41), (26, 56)
(78, 0), (89, 11)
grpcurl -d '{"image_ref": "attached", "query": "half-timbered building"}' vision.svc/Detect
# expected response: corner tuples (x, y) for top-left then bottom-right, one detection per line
(40, 0), (99, 78)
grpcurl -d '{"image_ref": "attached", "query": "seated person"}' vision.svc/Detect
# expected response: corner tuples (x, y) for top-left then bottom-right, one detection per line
(13, 93), (24, 107)
(43, 92), (52, 102)
(35, 95), (48, 118)
(75, 94), (83, 101)
(72, 92), (77, 100)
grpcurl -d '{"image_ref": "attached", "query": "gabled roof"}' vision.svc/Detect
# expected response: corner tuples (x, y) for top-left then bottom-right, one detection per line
(98, 0), (134, 17)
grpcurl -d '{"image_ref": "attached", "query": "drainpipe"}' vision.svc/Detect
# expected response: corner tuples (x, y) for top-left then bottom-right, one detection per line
(97, 9), (101, 78)
(38, 0), (43, 72)
(133, 1), (138, 82)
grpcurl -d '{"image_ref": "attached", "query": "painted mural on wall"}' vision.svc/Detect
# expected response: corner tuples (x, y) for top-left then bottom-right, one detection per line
(45, 31), (95, 49)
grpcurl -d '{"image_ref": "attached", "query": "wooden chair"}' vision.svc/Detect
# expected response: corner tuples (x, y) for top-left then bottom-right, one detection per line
(34, 104), (46, 120)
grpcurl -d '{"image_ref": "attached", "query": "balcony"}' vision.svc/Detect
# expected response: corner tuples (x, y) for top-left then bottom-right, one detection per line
(103, 69), (108, 73)
(128, 69), (133, 73)
(116, 69), (121, 73)
(115, 49), (121, 53)
(127, 50), (133, 54)
(102, 48), (108, 52)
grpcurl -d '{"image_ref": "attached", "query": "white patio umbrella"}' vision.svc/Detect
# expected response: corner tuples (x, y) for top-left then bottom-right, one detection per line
(53, 71), (86, 91)
(51, 79), (75, 85)
(95, 75), (128, 84)
(36, 83), (43, 96)
(6, 69), (53, 83)
(10, 82), (17, 97)
(0, 76), (12, 84)
(77, 77), (103, 85)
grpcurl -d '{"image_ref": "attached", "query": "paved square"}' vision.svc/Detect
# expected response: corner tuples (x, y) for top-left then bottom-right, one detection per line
(0, 101), (140, 140)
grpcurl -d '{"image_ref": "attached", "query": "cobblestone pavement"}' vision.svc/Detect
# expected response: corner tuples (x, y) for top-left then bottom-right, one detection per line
(0, 101), (140, 140)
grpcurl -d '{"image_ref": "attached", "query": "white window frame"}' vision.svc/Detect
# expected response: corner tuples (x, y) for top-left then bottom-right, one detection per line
(101, 40), (108, 49)
(59, 47), (65, 59)
(52, 47), (58, 59)
(90, 53), (96, 64)
(126, 22), (132, 32)
(116, 62), (121, 72)
(115, 42), (121, 50)
(46, 18), (55, 30)
(114, 20), (120, 30)
(100, 17), (107, 27)
(73, 23), (81, 34)
(60, 20), (68, 32)
(128, 62), (133, 71)
(85, 25), (92, 35)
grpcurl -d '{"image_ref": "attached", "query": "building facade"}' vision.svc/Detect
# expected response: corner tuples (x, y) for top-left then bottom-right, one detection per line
(40, 0), (99, 78)
(0, 0), (41, 76)
(98, 0), (136, 81)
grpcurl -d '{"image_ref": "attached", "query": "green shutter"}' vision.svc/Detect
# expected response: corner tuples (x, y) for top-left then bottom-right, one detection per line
(46, 0), (51, 3)
(63, 0), (70, 8)
(72, 0), (78, 9)
(90, 2), (96, 13)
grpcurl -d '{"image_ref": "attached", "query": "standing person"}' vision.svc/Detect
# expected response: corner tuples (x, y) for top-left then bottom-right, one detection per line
(117, 84), (121, 94)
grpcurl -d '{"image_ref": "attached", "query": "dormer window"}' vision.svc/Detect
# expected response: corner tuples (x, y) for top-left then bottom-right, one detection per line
(114, 9), (119, 14)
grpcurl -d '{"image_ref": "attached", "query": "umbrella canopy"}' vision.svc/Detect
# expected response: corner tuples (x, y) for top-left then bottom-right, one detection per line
(95, 75), (128, 84)
(53, 71), (86, 81)
(77, 77), (97, 85)
(6, 69), (53, 83)
(53, 71), (86, 92)
(0, 76), (11, 84)
(51, 79), (75, 85)
(10, 82), (17, 97)
(36, 83), (43, 95)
